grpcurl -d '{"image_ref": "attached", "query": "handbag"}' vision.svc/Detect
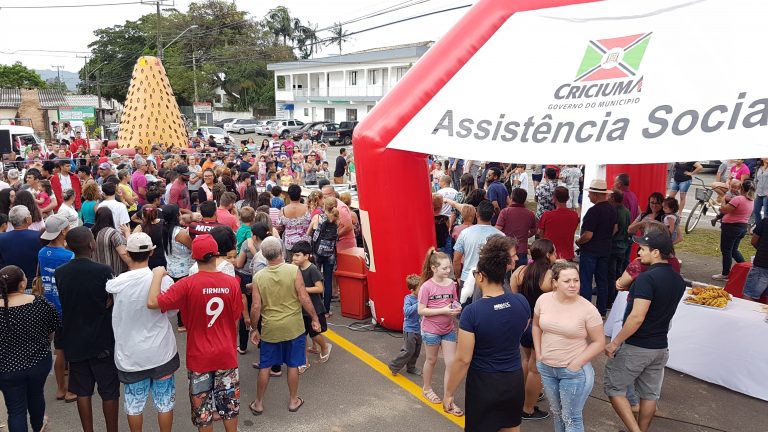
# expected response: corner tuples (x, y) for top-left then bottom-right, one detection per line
(31, 264), (43, 296)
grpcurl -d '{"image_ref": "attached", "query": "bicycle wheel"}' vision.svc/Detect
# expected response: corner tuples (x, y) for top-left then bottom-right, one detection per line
(685, 201), (706, 233)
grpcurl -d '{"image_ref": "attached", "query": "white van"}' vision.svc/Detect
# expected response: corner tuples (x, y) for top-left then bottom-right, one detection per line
(0, 125), (48, 159)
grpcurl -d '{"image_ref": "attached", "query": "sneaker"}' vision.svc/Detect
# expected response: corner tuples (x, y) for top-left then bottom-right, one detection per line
(406, 367), (422, 376)
(522, 406), (549, 421)
(711, 274), (729, 281)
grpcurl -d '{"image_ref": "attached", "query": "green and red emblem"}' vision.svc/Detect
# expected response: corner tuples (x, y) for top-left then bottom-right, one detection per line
(575, 33), (652, 82)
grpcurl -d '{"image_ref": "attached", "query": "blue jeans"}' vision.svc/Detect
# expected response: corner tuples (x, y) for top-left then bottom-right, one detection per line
(579, 251), (609, 315)
(316, 254), (336, 313)
(720, 223), (748, 275)
(753, 196), (768, 231)
(537, 361), (594, 432)
(0, 354), (51, 432)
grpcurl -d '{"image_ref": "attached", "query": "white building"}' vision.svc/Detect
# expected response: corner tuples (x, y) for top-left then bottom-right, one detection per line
(267, 41), (432, 123)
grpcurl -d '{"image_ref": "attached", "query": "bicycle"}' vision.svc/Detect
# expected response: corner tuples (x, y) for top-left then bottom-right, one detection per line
(685, 177), (719, 233)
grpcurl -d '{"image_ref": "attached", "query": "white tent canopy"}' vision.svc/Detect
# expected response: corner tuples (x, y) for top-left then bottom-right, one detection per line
(388, 0), (768, 164)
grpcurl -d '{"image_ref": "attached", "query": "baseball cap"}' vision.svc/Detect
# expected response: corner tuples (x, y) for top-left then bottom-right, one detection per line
(40, 214), (70, 241)
(126, 232), (156, 252)
(192, 234), (219, 261)
(98, 162), (111, 170)
(633, 231), (673, 255)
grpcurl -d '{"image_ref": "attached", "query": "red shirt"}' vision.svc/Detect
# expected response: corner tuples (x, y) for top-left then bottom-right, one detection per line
(495, 204), (536, 253)
(538, 207), (580, 260)
(216, 208), (239, 232)
(70, 138), (87, 154)
(157, 271), (243, 373)
(168, 179), (190, 210)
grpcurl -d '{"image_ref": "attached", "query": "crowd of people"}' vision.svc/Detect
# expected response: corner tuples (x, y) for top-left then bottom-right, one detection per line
(0, 137), (766, 432)
(0, 133), (361, 432)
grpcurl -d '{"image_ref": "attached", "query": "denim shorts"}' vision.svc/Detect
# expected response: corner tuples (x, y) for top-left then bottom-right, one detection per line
(670, 178), (692, 193)
(124, 375), (175, 416)
(421, 330), (457, 346)
(743, 265), (768, 299)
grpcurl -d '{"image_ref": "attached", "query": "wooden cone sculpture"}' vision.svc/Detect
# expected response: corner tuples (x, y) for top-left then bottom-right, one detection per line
(118, 56), (187, 153)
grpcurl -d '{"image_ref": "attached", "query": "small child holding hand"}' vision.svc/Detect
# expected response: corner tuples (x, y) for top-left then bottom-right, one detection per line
(388, 274), (423, 376)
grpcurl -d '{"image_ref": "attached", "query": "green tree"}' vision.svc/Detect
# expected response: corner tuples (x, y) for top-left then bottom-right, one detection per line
(45, 78), (69, 92)
(264, 6), (293, 45)
(0, 62), (46, 88)
(326, 23), (351, 56)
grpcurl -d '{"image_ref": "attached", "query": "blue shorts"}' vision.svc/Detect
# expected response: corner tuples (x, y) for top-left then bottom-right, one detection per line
(124, 375), (175, 416)
(743, 265), (768, 299)
(259, 334), (306, 368)
(670, 179), (692, 193)
(421, 330), (457, 346)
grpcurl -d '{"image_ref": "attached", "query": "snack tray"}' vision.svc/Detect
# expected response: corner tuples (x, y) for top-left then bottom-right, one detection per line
(683, 299), (729, 310)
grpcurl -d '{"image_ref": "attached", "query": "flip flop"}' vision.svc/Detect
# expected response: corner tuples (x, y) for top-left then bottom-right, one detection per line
(319, 344), (333, 363)
(288, 397), (304, 412)
(248, 401), (263, 416)
(270, 370), (283, 377)
(298, 364), (310, 375)
(64, 394), (78, 403)
(443, 402), (464, 417)
(40, 415), (49, 432)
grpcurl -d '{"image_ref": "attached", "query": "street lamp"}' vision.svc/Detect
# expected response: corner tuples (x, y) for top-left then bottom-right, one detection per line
(160, 24), (198, 60)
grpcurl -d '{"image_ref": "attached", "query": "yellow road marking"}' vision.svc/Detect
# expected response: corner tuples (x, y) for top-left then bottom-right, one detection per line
(325, 329), (464, 429)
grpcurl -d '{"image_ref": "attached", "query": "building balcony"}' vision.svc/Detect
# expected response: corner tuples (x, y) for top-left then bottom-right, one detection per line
(277, 86), (391, 101)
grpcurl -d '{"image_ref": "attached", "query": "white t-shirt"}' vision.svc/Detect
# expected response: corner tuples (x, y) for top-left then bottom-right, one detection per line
(98, 199), (131, 229)
(58, 173), (73, 192)
(57, 203), (80, 229)
(106, 267), (177, 372)
(0, 181), (9, 191)
(188, 259), (236, 277)
(437, 187), (459, 217)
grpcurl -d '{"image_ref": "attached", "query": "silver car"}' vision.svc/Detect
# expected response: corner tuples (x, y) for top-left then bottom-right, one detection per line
(224, 118), (260, 134)
(268, 119), (305, 138)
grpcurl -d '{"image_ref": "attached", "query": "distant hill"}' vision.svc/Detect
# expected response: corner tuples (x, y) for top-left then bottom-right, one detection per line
(35, 69), (80, 92)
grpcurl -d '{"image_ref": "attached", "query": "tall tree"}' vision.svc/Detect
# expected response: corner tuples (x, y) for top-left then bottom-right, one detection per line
(326, 23), (351, 56)
(294, 21), (320, 59)
(0, 62), (47, 88)
(264, 6), (293, 46)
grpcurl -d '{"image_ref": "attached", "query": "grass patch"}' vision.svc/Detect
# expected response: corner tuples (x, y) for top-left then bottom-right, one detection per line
(676, 228), (755, 259)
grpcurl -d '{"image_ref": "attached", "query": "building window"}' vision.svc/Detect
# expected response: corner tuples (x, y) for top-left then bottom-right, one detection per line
(304, 108), (309, 116)
(395, 67), (409, 81)
(349, 71), (358, 86)
(368, 70), (378, 85)
(277, 76), (286, 89)
(346, 109), (358, 122)
(324, 108), (335, 122)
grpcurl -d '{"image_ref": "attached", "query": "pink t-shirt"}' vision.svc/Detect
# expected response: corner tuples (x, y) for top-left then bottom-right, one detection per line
(722, 195), (754, 224)
(335, 200), (356, 252)
(418, 278), (458, 335)
(534, 292), (603, 368)
(216, 207), (239, 231)
(730, 164), (750, 181)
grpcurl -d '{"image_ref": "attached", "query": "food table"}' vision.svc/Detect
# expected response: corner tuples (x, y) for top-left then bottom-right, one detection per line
(605, 292), (768, 401)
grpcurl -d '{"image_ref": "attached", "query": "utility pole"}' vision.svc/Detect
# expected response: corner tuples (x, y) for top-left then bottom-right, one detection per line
(76, 55), (89, 93)
(51, 65), (65, 89)
(96, 71), (103, 134)
(192, 51), (199, 127)
(156, 1), (163, 60)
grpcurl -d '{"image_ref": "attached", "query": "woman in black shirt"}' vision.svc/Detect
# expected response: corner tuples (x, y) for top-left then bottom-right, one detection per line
(0, 265), (60, 432)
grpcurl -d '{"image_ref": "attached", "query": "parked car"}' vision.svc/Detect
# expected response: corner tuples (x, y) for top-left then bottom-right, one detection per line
(291, 121), (331, 141)
(256, 119), (278, 135)
(214, 117), (235, 128)
(319, 123), (341, 145)
(336, 121), (358, 146)
(197, 126), (231, 144)
(268, 119), (305, 138)
(224, 118), (260, 134)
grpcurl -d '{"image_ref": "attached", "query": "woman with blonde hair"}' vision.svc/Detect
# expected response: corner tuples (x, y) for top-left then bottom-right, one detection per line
(308, 197), (340, 314)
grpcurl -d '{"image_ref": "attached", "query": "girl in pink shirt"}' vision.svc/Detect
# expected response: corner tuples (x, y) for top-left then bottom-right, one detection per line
(417, 250), (461, 408)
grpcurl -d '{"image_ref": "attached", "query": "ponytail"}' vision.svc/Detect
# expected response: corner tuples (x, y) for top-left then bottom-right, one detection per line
(0, 266), (26, 325)
(420, 248), (449, 285)
(322, 196), (340, 222)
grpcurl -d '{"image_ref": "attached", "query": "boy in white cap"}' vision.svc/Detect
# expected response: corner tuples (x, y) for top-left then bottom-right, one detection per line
(107, 232), (178, 431)
(147, 234), (243, 431)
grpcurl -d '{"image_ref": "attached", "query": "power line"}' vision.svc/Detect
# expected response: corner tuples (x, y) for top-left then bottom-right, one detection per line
(0, 1), (144, 9)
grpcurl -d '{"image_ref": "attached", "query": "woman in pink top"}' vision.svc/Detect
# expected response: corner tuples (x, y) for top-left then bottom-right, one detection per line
(533, 261), (604, 432)
(713, 179), (755, 280)
(417, 250), (462, 413)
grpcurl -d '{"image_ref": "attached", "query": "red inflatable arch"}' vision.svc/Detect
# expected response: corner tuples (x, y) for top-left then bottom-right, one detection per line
(353, 0), (665, 330)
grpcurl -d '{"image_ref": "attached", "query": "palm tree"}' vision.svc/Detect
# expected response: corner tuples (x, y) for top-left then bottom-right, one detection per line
(325, 22), (351, 56)
(265, 6), (292, 45)
(294, 21), (320, 59)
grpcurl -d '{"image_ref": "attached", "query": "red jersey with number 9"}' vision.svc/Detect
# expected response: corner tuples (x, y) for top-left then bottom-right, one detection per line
(158, 271), (243, 373)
